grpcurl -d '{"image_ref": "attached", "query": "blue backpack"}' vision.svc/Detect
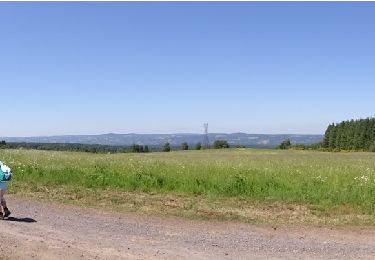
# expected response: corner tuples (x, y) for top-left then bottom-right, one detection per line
(0, 162), (12, 182)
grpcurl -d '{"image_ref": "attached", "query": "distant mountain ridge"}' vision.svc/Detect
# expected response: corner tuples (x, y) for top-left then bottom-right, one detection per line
(1, 133), (323, 148)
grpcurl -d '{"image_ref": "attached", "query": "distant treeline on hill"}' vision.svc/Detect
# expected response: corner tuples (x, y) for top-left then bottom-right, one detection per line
(0, 140), (232, 153)
(322, 118), (375, 152)
(0, 142), (135, 153)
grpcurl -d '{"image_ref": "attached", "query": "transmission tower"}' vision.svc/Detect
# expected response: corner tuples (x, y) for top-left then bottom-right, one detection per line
(203, 123), (210, 148)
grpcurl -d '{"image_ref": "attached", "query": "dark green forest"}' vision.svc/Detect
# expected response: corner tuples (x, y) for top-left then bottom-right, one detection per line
(322, 117), (375, 151)
(0, 142), (219, 153)
(0, 142), (132, 153)
(278, 117), (375, 152)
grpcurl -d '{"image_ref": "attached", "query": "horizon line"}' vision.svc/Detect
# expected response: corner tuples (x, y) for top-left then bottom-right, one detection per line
(1, 132), (324, 138)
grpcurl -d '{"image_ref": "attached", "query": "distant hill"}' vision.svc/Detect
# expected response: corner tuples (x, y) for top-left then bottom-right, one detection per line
(1, 133), (323, 148)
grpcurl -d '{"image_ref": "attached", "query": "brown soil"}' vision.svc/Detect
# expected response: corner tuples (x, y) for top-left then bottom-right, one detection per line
(0, 195), (375, 259)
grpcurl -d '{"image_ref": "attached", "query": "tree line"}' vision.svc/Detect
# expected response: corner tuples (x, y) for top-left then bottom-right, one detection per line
(322, 118), (375, 151)
(279, 117), (375, 152)
(0, 139), (232, 154)
(0, 142), (132, 153)
(161, 140), (230, 152)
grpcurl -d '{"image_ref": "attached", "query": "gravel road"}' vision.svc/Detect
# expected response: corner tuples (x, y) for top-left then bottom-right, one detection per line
(0, 196), (374, 259)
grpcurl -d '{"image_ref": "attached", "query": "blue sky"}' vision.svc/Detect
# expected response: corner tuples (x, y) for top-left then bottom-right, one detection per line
(1, 2), (375, 136)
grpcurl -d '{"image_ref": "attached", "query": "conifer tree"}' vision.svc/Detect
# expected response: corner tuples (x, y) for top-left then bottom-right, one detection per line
(322, 123), (334, 148)
(328, 124), (337, 149)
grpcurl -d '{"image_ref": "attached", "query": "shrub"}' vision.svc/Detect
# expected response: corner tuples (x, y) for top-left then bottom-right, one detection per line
(279, 139), (291, 150)
(163, 142), (171, 152)
(181, 142), (189, 150)
(213, 140), (230, 149)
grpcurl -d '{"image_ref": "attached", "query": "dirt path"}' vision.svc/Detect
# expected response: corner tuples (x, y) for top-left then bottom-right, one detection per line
(0, 196), (374, 260)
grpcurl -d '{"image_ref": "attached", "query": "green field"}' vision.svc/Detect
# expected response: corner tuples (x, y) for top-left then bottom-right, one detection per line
(2, 148), (375, 224)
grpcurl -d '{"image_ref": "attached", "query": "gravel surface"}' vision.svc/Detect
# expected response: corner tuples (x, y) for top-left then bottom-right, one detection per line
(0, 196), (374, 259)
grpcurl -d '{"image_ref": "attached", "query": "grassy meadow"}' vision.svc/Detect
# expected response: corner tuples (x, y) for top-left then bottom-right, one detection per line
(2, 148), (375, 224)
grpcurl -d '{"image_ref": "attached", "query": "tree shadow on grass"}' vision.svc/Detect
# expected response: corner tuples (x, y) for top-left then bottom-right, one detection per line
(4, 217), (37, 223)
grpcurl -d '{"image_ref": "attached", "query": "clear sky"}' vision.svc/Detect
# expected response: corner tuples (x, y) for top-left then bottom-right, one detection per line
(1, 2), (375, 136)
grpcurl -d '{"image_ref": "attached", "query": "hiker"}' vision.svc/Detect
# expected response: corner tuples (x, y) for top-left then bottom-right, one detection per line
(0, 161), (12, 219)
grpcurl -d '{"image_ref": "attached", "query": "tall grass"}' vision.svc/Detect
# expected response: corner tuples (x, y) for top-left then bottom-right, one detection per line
(2, 149), (375, 213)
